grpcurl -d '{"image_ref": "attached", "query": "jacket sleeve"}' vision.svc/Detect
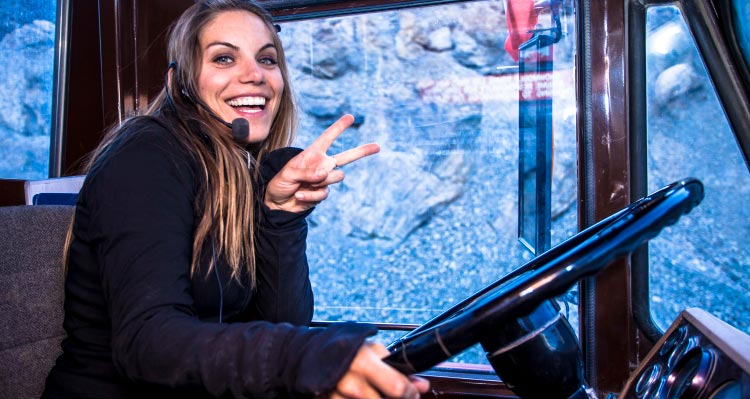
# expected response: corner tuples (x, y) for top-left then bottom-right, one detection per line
(87, 123), (376, 398)
(249, 147), (315, 325)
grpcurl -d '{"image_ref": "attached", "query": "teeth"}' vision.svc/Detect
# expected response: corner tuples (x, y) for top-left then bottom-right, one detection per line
(227, 96), (266, 107)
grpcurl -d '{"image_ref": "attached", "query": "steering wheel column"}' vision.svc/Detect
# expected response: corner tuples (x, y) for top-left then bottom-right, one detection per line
(482, 299), (590, 399)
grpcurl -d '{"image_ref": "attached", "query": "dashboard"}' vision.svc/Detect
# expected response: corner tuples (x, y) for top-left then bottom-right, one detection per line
(617, 308), (749, 399)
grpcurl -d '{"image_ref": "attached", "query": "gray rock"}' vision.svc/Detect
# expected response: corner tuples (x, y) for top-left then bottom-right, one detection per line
(425, 27), (453, 52)
(653, 63), (703, 108)
(334, 149), (466, 245)
(299, 19), (360, 79)
(646, 21), (695, 78)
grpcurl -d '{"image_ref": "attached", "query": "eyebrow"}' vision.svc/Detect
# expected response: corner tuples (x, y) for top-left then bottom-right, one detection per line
(206, 41), (239, 51)
(205, 42), (277, 53)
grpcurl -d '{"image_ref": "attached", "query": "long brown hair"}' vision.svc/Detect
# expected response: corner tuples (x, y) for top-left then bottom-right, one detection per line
(81, 0), (297, 286)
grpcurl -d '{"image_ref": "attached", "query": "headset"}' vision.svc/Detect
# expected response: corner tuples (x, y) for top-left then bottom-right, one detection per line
(165, 61), (250, 144)
(164, 61), (253, 323)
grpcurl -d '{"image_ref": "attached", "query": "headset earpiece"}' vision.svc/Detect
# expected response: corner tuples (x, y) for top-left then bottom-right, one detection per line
(164, 60), (244, 140)
(166, 61), (193, 103)
(164, 62), (179, 112)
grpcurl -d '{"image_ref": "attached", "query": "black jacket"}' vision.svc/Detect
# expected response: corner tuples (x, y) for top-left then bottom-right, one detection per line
(43, 117), (376, 398)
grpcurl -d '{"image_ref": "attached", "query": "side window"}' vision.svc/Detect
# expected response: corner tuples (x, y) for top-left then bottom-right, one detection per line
(0, 0), (58, 179)
(646, 6), (750, 333)
(280, 0), (578, 364)
(732, 0), (749, 68)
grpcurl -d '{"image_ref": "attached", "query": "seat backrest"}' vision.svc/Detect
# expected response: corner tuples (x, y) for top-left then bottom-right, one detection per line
(24, 175), (85, 205)
(0, 205), (74, 398)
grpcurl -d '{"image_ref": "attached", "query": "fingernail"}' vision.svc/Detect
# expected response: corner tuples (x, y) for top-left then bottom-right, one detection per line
(295, 192), (304, 200)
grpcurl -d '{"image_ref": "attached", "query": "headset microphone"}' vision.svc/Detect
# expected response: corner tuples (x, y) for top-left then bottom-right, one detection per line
(201, 111), (250, 144)
(231, 118), (250, 144)
(199, 105), (249, 144)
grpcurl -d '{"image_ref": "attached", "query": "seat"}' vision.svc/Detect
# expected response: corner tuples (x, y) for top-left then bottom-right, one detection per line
(0, 205), (74, 398)
(24, 175), (84, 205)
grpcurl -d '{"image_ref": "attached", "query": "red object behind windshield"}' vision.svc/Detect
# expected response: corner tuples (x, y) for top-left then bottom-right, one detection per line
(504, 0), (540, 62)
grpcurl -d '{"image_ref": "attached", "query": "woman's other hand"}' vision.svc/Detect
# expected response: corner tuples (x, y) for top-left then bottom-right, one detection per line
(265, 114), (380, 213)
(328, 342), (431, 399)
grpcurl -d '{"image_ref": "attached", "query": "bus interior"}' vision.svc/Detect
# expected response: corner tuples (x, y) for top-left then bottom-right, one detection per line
(0, 0), (749, 398)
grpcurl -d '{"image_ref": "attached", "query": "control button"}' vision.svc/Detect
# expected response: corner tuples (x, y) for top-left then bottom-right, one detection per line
(665, 347), (714, 399)
(635, 363), (662, 398)
(668, 335), (699, 369)
(660, 326), (688, 357)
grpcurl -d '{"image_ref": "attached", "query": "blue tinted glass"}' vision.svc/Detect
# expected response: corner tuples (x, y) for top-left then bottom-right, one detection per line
(646, 6), (750, 334)
(0, 0), (57, 179)
(732, 0), (749, 68)
(281, 0), (579, 364)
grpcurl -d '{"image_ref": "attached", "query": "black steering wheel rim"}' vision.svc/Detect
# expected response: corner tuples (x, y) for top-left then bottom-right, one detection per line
(384, 178), (705, 374)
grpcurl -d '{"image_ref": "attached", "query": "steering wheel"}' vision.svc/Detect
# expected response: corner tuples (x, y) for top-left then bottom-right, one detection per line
(384, 178), (704, 396)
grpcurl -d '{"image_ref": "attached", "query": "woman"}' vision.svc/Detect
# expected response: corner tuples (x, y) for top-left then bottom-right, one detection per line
(43, 1), (429, 398)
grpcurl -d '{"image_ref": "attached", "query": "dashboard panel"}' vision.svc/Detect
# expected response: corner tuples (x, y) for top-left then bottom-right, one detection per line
(617, 308), (749, 399)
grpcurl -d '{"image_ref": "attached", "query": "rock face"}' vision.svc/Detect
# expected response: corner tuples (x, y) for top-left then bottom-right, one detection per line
(0, 20), (55, 136)
(285, 2), (572, 251)
(283, 3), (578, 314)
(280, 3), (750, 347)
(0, 19), (54, 178)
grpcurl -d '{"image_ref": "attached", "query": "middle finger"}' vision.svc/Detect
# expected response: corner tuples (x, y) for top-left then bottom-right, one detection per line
(310, 170), (345, 188)
(332, 143), (381, 168)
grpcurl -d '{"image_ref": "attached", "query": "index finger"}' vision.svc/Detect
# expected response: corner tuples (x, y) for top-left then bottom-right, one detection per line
(307, 114), (355, 153)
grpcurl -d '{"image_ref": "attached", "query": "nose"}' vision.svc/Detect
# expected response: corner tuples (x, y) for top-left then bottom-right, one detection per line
(240, 59), (265, 84)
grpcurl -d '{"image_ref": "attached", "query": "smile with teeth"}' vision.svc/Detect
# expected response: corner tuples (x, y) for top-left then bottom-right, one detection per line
(227, 96), (266, 113)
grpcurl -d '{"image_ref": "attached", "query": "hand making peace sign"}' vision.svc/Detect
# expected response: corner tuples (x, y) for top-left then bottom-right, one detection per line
(264, 114), (380, 213)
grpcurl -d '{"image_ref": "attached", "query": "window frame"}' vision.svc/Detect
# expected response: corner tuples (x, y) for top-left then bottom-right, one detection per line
(268, 0), (580, 340)
(50, 0), (72, 178)
(268, 1), (641, 393)
(55, 0), (750, 395)
(264, 0), (479, 21)
(628, 0), (750, 345)
(576, 0), (635, 393)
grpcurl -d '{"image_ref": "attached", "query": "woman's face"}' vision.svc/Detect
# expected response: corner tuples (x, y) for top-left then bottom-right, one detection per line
(197, 10), (283, 143)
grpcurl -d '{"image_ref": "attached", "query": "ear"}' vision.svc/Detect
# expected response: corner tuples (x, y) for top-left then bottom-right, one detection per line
(169, 71), (193, 102)
(167, 67), (174, 88)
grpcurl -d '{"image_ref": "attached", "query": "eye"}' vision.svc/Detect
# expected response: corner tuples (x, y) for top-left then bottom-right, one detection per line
(213, 54), (234, 66)
(259, 56), (278, 66)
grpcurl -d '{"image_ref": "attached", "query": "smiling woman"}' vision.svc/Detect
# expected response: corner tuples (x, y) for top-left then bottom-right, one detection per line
(163, 2), (295, 153)
(196, 10), (284, 143)
(41, 1), (422, 398)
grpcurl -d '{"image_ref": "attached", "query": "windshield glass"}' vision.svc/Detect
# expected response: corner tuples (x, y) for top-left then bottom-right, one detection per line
(645, 5), (750, 334)
(282, 0), (579, 364)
